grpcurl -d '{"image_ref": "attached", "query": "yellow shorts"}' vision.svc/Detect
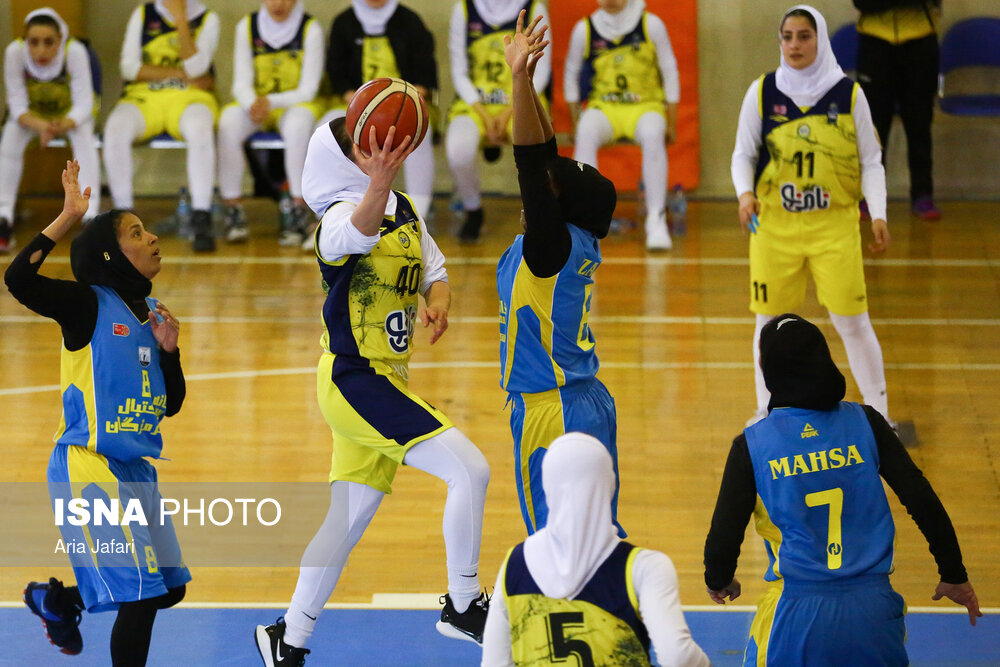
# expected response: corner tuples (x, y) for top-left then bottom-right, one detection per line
(317, 353), (453, 494)
(221, 100), (325, 131)
(749, 207), (868, 316)
(747, 583), (783, 666)
(585, 101), (665, 142)
(448, 97), (550, 144)
(119, 84), (219, 142)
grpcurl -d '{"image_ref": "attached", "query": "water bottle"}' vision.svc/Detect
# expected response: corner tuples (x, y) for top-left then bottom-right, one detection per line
(210, 186), (224, 225)
(636, 180), (647, 221)
(668, 184), (687, 236)
(176, 187), (191, 239)
(278, 183), (294, 233)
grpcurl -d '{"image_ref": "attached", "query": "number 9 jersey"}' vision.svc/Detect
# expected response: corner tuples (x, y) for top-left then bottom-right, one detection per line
(744, 402), (894, 583)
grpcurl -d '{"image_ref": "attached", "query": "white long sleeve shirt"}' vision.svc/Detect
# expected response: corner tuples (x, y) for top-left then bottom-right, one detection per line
(119, 6), (219, 81)
(230, 15), (325, 110)
(318, 201), (448, 293)
(564, 12), (680, 105)
(481, 549), (710, 667)
(449, 1), (551, 106)
(731, 79), (887, 221)
(4, 40), (95, 126)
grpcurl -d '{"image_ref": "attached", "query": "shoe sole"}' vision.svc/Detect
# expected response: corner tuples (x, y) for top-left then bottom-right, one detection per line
(23, 586), (81, 655)
(254, 625), (275, 667)
(434, 620), (482, 645)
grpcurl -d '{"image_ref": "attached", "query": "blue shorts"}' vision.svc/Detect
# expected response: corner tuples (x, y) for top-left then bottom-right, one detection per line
(47, 444), (191, 613)
(745, 575), (906, 666)
(508, 378), (624, 536)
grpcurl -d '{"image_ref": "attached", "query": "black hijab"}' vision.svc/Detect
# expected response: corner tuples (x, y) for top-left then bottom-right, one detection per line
(760, 313), (846, 411)
(70, 210), (152, 300)
(547, 156), (616, 239)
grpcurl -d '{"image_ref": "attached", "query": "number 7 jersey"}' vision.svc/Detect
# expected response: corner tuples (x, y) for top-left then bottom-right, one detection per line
(744, 402), (895, 583)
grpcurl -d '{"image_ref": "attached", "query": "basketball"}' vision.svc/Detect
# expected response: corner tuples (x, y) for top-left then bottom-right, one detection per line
(345, 77), (429, 155)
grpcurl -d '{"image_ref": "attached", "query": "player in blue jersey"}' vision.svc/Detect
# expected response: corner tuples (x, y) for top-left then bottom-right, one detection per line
(703, 314), (981, 666)
(481, 432), (709, 667)
(496, 12), (623, 537)
(4, 161), (189, 665)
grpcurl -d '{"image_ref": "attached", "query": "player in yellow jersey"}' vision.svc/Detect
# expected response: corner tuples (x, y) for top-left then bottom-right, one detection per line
(481, 433), (709, 667)
(732, 5), (894, 428)
(103, 0), (220, 252)
(255, 118), (491, 666)
(446, 0), (551, 242)
(324, 0), (439, 222)
(217, 0), (325, 245)
(564, 0), (680, 251)
(0, 9), (100, 249)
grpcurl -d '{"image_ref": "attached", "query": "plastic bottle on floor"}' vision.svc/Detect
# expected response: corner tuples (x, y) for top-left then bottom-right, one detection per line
(176, 187), (191, 239)
(668, 185), (687, 236)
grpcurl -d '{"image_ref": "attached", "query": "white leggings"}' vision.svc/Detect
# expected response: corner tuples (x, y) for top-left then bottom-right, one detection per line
(445, 114), (483, 212)
(0, 118), (100, 221)
(217, 105), (314, 200)
(318, 108), (435, 218)
(103, 102), (216, 211)
(753, 311), (889, 420)
(282, 426), (489, 649)
(573, 108), (668, 220)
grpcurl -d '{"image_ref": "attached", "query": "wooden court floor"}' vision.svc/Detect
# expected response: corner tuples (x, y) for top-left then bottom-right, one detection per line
(1, 194), (997, 614)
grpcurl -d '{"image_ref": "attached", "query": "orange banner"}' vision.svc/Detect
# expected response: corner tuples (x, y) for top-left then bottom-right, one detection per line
(549, 0), (699, 192)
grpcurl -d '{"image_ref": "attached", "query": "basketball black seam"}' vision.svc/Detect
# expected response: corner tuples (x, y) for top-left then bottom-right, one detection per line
(392, 81), (408, 130)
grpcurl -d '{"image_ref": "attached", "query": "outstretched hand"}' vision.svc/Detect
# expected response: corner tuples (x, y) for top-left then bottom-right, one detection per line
(504, 10), (549, 76)
(61, 160), (91, 220)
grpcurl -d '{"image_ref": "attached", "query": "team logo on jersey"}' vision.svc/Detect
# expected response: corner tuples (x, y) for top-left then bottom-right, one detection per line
(827, 103), (839, 125)
(398, 231), (410, 248)
(773, 104), (787, 115)
(780, 183), (830, 212)
(797, 124), (811, 138)
(801, 423), (818, 438)
(138, 346), (152, 367)
(385, 305), (417, 354)
(113, 323), (130, 337)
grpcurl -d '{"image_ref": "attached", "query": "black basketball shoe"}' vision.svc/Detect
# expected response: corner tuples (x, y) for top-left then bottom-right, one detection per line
(436, 592), (490, 644)
(255, 617), (310, 666)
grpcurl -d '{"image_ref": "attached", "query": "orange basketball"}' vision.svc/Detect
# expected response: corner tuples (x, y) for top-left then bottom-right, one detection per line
(345, 78), (429, 155)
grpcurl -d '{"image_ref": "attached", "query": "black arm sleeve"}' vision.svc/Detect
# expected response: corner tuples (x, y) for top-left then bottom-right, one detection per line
(865, 406), (969, 583)
(514, 138), (571, 278)
(704, 434), (758, 591)
(327, 13), (359, 95)
(4, 233), (98, 351)
(159, 348), (186, 417)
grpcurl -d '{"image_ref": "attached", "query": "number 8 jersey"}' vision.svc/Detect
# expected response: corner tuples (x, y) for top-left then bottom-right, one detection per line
(745, 402), (895, 583)
(318, 193), (425, 376)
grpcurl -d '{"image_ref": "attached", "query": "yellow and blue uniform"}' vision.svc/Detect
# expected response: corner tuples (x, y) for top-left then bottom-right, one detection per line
(243, 10), (325, 124)
(497, 225), (622, 535)
(22, 40), (74, 119)
(47, 285), (190, 612)
(501, 540), (651, 665)
(751, 72), (867, 317)
(316, 194), (452, 494)
(448, 0), (539, 138)
(580, 13), (665, 141)
(120, 2), (218, 141)
(741, 402), (906, 666)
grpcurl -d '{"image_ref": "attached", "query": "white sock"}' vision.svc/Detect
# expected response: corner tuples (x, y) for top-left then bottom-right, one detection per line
(217, 105), (256, 200)
(635, 111), (667, 218)
(103, 103), (146, 209)
(178, 103), (215, 211)
(279, 106), (315, 199)
(402, 427), (489, 612)
(445, 115), (482, 211)
(753, 313), (771, 414)
(829, 311), (890, 420)
(0, 120), (33, 221)
(573, 108), (613, 168)
(283, 481), (384, 649)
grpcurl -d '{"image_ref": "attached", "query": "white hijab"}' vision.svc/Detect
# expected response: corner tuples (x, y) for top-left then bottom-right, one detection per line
(22, 8), (69, 82)
(352, 0), (399, 36)
(775, 5), (845, 108)
(591, 0), (645, 43)
(523, 433), (621, 600)
(154, 0), (207, 24)
(302, 123), (397, 218)
(472, 0), (523, 28)
(258, 1), (305, 50)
